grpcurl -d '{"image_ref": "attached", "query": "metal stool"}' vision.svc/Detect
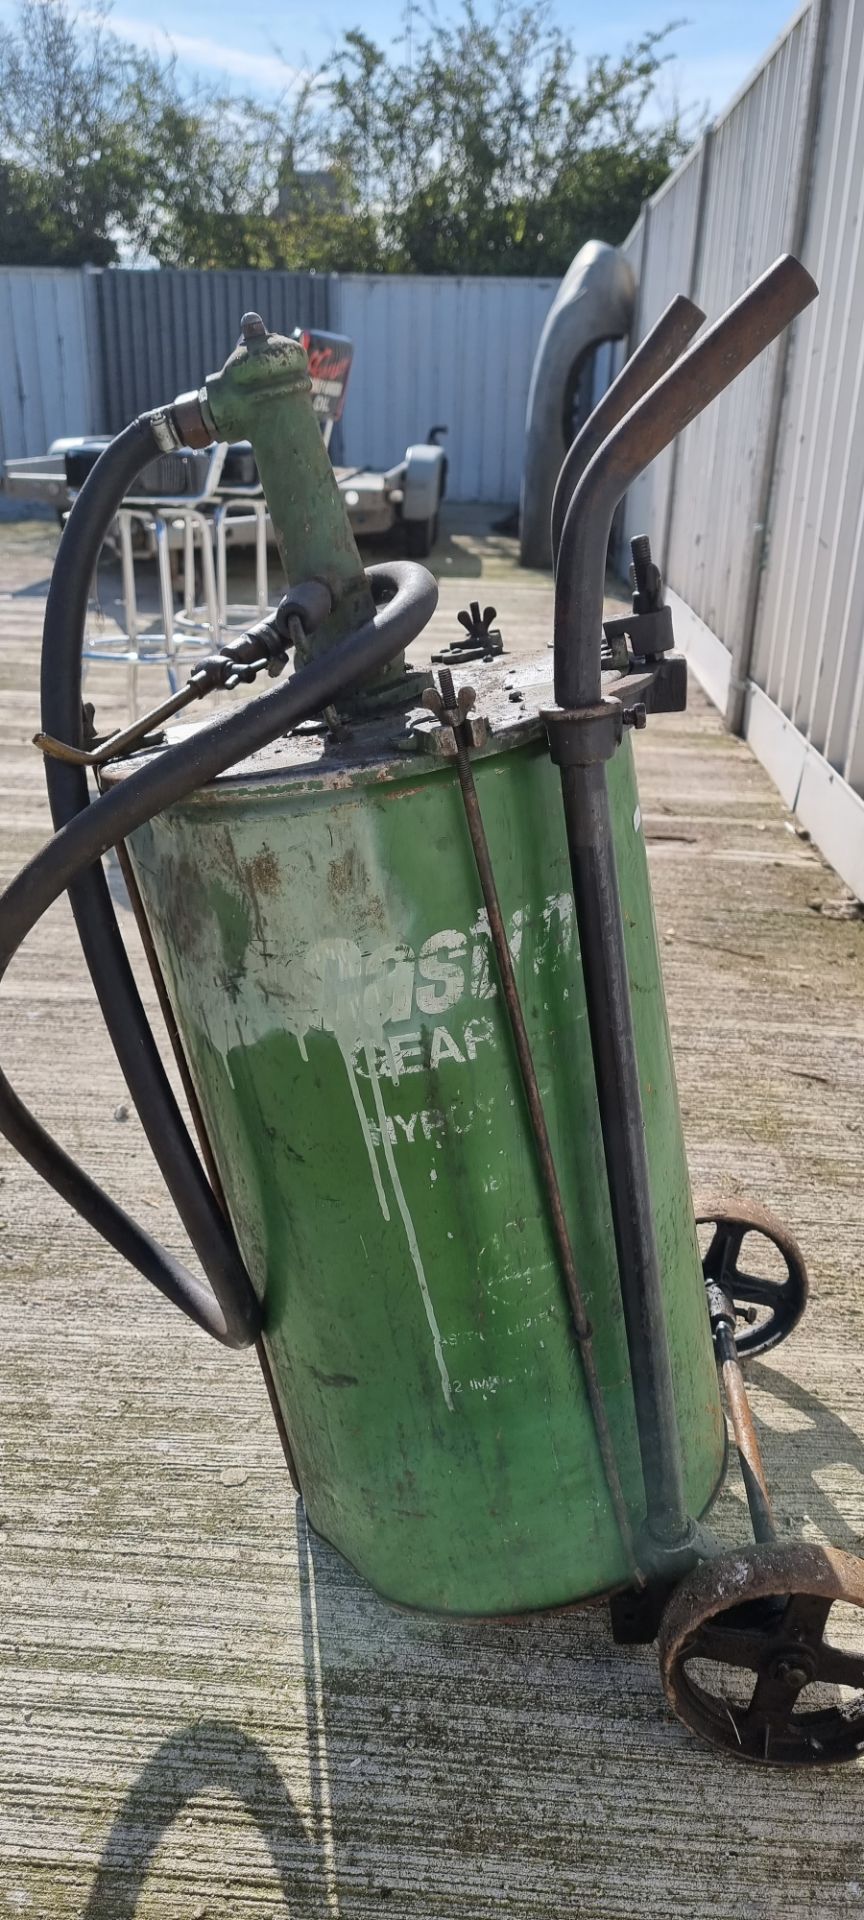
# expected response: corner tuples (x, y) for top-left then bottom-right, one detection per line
(82, 503), (221, 724)
(213, 496), (274, 631)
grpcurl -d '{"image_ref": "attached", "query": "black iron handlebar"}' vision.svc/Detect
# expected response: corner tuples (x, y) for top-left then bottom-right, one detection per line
(550, 293), (706, 572)
(553, 253), (818, 712)
(546, 251), (818, 1561)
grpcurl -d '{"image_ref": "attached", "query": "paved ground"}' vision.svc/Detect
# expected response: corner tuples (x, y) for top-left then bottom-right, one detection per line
(1, 506), (864, 1919)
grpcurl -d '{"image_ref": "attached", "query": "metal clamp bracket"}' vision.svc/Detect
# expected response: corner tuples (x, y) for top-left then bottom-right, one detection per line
(604, 535), (675, 661)
(604, 603), (674, 658)
(543, 698), (624, 768)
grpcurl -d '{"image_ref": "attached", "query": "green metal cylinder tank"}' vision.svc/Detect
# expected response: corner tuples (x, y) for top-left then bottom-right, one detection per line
(123, 668), (725, 1615)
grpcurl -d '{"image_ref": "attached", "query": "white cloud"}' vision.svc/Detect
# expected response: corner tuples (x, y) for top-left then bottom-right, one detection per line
(104, 10), (305, 91)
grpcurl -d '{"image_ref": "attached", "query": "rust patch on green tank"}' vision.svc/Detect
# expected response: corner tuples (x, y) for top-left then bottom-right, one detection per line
(153, 851), (210, 958)
(241, 846), (281, 896)
(328, 846), (363, 900)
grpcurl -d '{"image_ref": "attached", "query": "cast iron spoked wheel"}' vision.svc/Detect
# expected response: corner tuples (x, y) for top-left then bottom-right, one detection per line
(659, 1543), (864, 1766)
(695, 1196), (808, 1357)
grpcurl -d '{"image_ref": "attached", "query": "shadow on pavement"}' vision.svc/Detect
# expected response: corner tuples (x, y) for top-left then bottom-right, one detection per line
(81, 1718), (328, 1919)
(80, 1362), (864, 1915)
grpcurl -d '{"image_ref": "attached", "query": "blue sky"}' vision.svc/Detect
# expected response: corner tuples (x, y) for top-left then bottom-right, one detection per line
(1, 0), (801, 121)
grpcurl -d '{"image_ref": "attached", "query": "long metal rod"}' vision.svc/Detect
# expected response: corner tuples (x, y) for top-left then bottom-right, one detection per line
(36, 680), (196, 767)
(550, 293), (705, 570)
(716, 1322), (777, 1545)
(442, 690), (641, 1581)
(558, 758), (689, 1547)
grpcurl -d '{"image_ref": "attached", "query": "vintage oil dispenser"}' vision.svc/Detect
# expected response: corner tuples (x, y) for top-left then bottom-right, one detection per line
(4, 253), (864, 1768)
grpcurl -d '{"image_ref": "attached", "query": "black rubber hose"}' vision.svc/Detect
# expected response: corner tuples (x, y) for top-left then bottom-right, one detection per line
(5, 414), (437, 1345)
(38, 414), (259, 1346)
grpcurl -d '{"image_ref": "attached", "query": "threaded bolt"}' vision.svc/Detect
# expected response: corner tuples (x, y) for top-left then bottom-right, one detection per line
(239, 312), (268, 344)
(631, 533), (652, 574)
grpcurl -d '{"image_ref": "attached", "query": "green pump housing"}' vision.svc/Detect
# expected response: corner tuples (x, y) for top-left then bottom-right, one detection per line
(202, 315), (376, 655)
(118, 319), (725, 1616)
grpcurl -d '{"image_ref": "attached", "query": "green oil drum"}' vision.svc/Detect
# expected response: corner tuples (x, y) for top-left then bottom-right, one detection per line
(123, 667), (725, 1615)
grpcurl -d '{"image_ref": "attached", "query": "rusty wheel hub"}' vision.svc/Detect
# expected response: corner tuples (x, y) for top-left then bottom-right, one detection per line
(658, 1543), (864, 1765)
(694, 1196), (808, 1357)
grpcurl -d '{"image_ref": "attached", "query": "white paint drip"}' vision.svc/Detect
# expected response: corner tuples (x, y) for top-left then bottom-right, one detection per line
(541, 892), (574, 936)
(340, 1039), (390, 1222)
(365, 1045), (454, 1413)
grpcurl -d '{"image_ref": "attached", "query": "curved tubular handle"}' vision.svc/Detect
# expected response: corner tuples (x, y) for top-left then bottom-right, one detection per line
(553, 254), (819, 710)
(550, 293), (706, 571)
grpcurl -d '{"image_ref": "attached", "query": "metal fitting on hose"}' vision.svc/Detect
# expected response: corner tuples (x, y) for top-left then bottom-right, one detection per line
(168, 390), (214, 450)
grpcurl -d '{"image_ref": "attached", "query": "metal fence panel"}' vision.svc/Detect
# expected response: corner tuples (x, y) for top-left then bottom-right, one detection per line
(0, 268), (102, 464)
(1, 267), (557, 504)
(752, 0), (864, 794)
(664, 8), (813, 646)
(619, 147), (706, 564)
(332, 274), (558, 500)
(95, 269), (330, 428)
(612, 0), (864, 885)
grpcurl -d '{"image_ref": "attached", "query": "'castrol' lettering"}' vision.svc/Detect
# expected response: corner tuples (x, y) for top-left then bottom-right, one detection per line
(298, 899), (572, 1058)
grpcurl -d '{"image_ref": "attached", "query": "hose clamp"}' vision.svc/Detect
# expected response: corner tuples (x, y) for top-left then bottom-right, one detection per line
(145, 407), (184, 453)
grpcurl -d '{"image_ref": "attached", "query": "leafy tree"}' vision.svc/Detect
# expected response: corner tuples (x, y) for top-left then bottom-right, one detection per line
(0, 2), (382, 269)
(0, 0), (694, 274)
(322, 7), (691, 274)
(0, 0), (165, 264)
(143, 91), (385, 271)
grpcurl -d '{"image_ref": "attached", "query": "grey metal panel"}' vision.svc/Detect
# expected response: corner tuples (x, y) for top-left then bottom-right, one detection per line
(335, 275), (558, 500)
(665, 7), (812, 647)
(520, 241), (634, 565)
(0, 268), (98, 464)
(96, 269), (329, 428)
(753, 0), (864, 795)
(2, 265), (552, 501)
(616, 0), (864, 827)
(620, 145), (705, 566)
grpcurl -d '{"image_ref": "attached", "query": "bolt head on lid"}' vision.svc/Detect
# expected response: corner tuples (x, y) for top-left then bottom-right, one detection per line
(239, 312), (268, 344)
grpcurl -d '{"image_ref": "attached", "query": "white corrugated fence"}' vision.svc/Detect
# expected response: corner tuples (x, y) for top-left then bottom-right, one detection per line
(615, 0), (864, 901)
(332, 275), (556, 501)
(0, 265), (556, 503)
(0, 268), (104, 470)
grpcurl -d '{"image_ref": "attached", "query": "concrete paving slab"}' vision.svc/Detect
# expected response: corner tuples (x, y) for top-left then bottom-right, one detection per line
(1, 510), (863, 1919)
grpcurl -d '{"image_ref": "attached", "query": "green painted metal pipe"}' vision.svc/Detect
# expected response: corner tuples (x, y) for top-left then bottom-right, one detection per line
(202, 315), (376, 660)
